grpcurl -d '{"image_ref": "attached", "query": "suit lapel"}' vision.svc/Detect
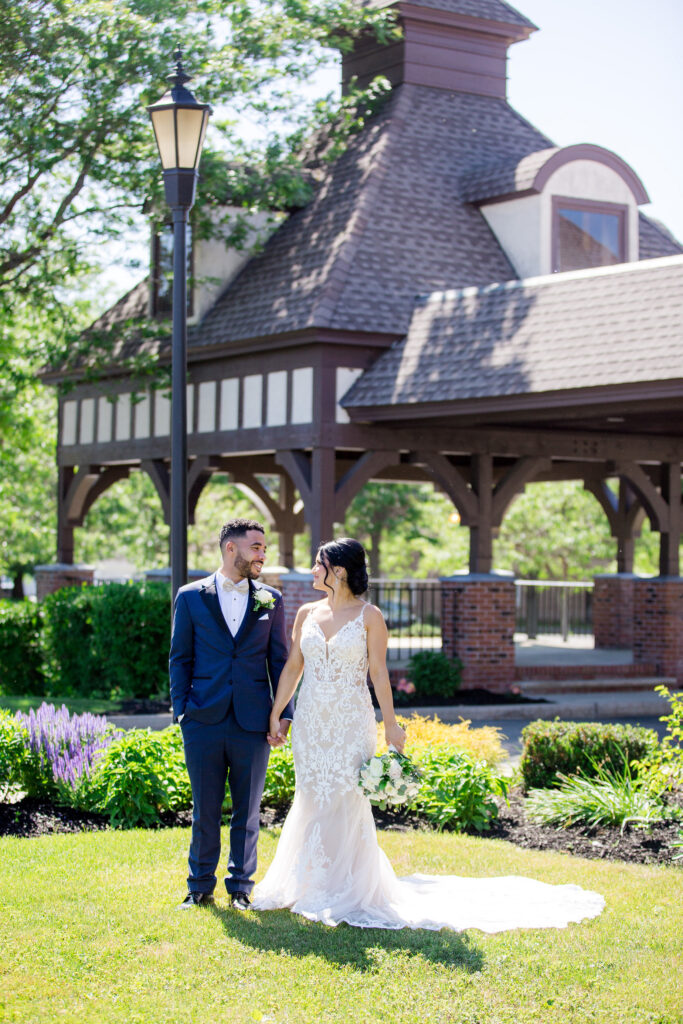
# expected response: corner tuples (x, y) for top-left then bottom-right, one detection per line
(200, 574), (234, 642)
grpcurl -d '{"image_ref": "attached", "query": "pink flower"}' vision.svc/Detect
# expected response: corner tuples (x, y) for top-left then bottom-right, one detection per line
(396, 678), (415, 695)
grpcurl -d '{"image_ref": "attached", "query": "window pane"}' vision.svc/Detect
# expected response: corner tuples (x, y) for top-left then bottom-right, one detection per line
(153, 222), (192, 315)
(557, 207), (622, 272)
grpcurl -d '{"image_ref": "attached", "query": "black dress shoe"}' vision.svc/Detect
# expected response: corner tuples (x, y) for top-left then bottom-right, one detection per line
(230, 891), (252, 911)
(179, 892), (215, 910)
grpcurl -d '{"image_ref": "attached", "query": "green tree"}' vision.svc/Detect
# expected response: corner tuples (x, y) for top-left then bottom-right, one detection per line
(0, 0), (396, 590)
(494, 482), (616, 580)
(0, 384), (56, 596)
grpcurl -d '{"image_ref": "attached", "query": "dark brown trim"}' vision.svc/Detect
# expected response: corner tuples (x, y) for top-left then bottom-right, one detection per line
(345, 378), (683, 425)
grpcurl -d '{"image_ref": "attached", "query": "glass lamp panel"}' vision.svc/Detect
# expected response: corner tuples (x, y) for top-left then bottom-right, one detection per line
(150, 107), (178, 169)
(176, 107), (206, 168)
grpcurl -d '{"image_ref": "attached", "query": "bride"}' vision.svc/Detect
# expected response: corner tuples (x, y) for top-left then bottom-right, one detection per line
(252, 538), (604, 933)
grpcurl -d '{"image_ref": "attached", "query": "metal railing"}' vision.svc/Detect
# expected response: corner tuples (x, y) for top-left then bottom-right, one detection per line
(368, 578), (441, 661)
(515, 580), (593, 639)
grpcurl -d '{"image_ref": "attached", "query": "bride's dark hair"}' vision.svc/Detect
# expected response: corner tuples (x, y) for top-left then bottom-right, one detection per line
(317, 538), (369, 597)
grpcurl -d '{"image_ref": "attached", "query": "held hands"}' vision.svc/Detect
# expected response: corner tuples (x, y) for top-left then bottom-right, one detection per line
(267, 714), (291, 747)
(384, 721), (407, 754)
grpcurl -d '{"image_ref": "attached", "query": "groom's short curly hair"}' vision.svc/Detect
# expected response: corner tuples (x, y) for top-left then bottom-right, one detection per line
(219, 518), (265, 551)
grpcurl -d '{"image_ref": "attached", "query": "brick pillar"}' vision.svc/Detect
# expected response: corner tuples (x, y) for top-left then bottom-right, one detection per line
(440, 573), (516, 693)
(593, 573), (637, 649)
(34, 563), (95, 602)
(633, 577), (683, 685)
(279, 572), (323, 639)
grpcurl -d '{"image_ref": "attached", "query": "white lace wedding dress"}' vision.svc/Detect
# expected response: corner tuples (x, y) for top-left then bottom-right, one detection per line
(252, 605), (605, 932)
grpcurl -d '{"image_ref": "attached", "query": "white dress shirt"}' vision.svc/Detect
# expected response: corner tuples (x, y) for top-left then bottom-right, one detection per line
(216, 570), (249, 637)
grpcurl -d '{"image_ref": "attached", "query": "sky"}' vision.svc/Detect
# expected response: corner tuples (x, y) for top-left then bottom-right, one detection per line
(104, 0), (683, 300)
(505, 0), (683, 241)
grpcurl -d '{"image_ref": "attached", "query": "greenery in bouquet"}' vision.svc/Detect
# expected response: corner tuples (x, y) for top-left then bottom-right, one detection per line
(359, 747), (423, 811)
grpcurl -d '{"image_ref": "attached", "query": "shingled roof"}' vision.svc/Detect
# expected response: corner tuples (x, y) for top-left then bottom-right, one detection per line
(193, 84), (553, 348)
(342, 254), (683, 412)
(366, 0), (536, 29)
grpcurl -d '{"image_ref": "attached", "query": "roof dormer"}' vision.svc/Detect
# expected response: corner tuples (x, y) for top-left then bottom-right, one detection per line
(461, 144), (650, 277)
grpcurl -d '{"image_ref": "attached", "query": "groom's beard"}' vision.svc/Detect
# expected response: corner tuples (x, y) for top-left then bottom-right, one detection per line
(234, 553), (263, 580)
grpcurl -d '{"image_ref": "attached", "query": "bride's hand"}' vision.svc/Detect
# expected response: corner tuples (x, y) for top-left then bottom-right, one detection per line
(385, 721), (406, 754)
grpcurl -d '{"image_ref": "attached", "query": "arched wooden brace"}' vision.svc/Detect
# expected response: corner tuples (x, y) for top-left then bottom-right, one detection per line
(412, 452), (548, 573)
(583, 477), (645, 573)
(63, 465), (131, 526)
(141, 459), (171, 526)
(275, 448), (400, 561)
(230, 470), (305, 570)
(610, 460), (681, 576)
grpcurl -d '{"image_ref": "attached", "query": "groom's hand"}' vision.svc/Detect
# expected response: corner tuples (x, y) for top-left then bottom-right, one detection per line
(267, 718), (291, 747)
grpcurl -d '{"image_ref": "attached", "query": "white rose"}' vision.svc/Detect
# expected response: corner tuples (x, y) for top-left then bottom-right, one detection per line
(368, 757), (384, 778)
(388, 759), (402, 781)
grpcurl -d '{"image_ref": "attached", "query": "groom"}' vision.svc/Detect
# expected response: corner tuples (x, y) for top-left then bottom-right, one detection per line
(169, 517), (294, 910)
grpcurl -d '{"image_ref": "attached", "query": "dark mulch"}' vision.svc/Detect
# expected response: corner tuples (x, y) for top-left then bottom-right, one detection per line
(3, 791), (680, 866)
(118, 689), (548, 715)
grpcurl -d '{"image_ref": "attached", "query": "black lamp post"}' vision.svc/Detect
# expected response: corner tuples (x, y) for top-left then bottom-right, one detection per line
(148, 51), (211, 600)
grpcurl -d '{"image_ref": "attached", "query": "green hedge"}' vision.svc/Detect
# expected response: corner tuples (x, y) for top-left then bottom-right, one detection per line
(41, 582), (171, 699)
(0, 583), (171, 700)
(519, 719), (659, 791)
(0, 601), (45, 695)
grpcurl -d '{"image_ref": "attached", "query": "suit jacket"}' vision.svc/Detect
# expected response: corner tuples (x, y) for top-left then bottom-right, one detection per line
(169, 574), (294, 731)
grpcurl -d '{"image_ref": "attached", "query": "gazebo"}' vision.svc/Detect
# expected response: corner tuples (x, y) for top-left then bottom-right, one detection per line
(43, 0), (683, 690)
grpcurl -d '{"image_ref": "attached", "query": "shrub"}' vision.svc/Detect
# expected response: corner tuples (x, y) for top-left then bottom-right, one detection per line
(412, 747), (508, 831)
(0, 709), (28, 800)
(262, 745), (296, 807)
(407, 651), (462, 699)
(519, 719), (659, 791)
(41, 582), (171, 699)
(525, 758), (674, 831)
(631, 686), (683, 793)
(86, 726), (191, 828)
(0, 601), (45, 695)
(40, 586), (98, 697)
(376, 714), (506, 765)
(16, 701), (121, 803)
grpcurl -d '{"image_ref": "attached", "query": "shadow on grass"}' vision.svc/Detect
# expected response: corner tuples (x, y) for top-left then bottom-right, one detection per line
(209, 905), (485, 974)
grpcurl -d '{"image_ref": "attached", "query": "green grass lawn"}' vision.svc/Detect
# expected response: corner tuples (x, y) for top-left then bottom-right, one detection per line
(0, 695), (140, 716)
(1, 827), (681, 1024)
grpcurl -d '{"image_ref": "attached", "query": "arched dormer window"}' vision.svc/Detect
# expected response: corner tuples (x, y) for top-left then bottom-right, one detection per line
(552, 196), (627, 273)
(461, 144), (648, 279)
(151, 222), (193, 317)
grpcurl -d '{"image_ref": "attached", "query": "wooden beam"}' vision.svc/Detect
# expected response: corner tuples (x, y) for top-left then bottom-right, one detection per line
(410, 452), (479, 522)
(491, 456), (550, 526)
(333, 450), (400, 521)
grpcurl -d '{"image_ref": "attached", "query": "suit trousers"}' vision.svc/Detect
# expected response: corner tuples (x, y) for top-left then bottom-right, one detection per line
(181, 708), (270, 895)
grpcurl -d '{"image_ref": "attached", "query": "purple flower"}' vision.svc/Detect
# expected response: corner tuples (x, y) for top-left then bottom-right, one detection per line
(16, 702), (122, 794)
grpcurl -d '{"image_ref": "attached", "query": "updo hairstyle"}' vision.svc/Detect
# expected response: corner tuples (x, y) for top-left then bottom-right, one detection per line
(317, 538), (369, 597)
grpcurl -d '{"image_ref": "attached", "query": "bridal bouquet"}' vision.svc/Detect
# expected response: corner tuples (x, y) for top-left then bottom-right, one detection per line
(358, 746), (422, 810)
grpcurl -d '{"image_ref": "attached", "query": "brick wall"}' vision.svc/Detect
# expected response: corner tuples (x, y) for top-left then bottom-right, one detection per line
(593, 574), (637, 649)
(34, 563), (95, 602)
(633, 578), (683, 685)
(278, 572), (323, 639)
(441, 574), (516, 693)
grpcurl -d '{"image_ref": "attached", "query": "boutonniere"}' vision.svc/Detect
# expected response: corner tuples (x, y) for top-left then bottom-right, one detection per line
(253, 589), (276, 613)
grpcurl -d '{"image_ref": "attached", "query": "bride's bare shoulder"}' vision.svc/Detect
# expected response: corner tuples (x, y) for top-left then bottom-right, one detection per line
(295, 601), (323, 619)
(363, 603), (386, 626)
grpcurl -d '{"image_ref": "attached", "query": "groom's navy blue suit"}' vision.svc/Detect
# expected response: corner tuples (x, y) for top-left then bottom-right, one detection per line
(169, 574), (294, 895)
